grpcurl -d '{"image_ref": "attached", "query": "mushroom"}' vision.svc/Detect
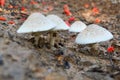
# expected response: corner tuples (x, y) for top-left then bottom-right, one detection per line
(75, 24), (113, 55)
(68, 21), (87, 42)
(17, 12), (56, 46)
(69, 21), (87, 33)
(46, 14), (69, 47)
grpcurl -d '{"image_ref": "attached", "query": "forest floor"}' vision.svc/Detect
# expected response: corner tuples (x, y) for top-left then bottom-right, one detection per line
(0, 0), (120, 80)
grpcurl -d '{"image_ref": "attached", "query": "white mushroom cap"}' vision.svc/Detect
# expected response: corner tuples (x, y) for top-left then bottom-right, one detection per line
(46, 14), (69, 30)
(75, 24), (113, 44)
(17, 13), (56, 33)
(69, 21), (87, 32)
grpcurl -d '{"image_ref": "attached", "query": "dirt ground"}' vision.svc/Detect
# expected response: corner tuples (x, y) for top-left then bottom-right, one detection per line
(0, 0), (120, 80)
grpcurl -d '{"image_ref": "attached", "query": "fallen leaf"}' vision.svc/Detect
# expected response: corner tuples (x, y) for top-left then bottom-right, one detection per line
(94, 18), (101, 23)
(8, 21), (15, 24)
(92, 7), (100, 15)
(63, 4), (72, 16)
(0, 0), (5, 7)
(0, 16), (6, 21)
(68, 16), (75, 22)
(64, 9), (72, 16)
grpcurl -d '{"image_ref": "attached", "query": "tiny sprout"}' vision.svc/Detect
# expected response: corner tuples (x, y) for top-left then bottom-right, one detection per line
(107, 46), (115, 67)
(107, 46), (114, 53)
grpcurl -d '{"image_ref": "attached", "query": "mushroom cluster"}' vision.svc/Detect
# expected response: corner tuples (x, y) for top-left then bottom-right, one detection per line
(68, 20), (113, 45)
(17, 12), (113, 50)
(68, 22), (113, 54)
(17, 13), (69, 47)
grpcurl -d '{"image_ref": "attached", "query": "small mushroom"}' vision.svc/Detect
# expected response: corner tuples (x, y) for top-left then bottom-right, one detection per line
(46, 14), (69, 47)
(69, 21), (87, 33)
(17, 12), (56, 46)
(68, 21), (87, 41)
(75, 24), (113, 54)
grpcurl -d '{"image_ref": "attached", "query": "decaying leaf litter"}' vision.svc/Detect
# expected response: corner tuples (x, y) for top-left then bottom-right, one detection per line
(0, 0), (120, 80)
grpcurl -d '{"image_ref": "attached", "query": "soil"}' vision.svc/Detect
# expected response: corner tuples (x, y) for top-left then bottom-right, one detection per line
(0, 0), (120, 80)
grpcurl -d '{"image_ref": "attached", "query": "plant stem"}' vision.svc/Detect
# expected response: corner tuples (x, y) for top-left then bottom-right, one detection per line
(109, 52), (114, 68)
(32, 32), (40, 46)
(49, 31), (57, 47)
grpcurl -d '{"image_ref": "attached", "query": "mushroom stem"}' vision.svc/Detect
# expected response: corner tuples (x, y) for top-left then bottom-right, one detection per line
(32, 32), (40, 46)
(49, 31), (57, 47)
(89, 43), (100, 55)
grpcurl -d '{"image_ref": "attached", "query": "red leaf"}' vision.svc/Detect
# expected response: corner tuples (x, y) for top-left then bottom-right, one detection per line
(0, 0), (5, 7)
(64, 9), (72, 16)
(0, 16), (6, 21)
(63, 4), (72, 16)
(8, 21), (15, 24)
(94, 18), (101, 23)
(21, 7), (27, 11)
(92, 7), (99, 15)
(68, 16), (75, 22)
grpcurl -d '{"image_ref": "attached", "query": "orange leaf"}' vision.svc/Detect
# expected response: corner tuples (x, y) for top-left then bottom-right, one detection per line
(63, 5), (72, 16)
(0, 16), (6, 21)
(92, 7), (99, 15)
(8, 21), (15, 24)
(94, 18), (101, 23)
(64, 9), (72, 16)
(68, 16), (75, 22)
(0, 0), (5, 7)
